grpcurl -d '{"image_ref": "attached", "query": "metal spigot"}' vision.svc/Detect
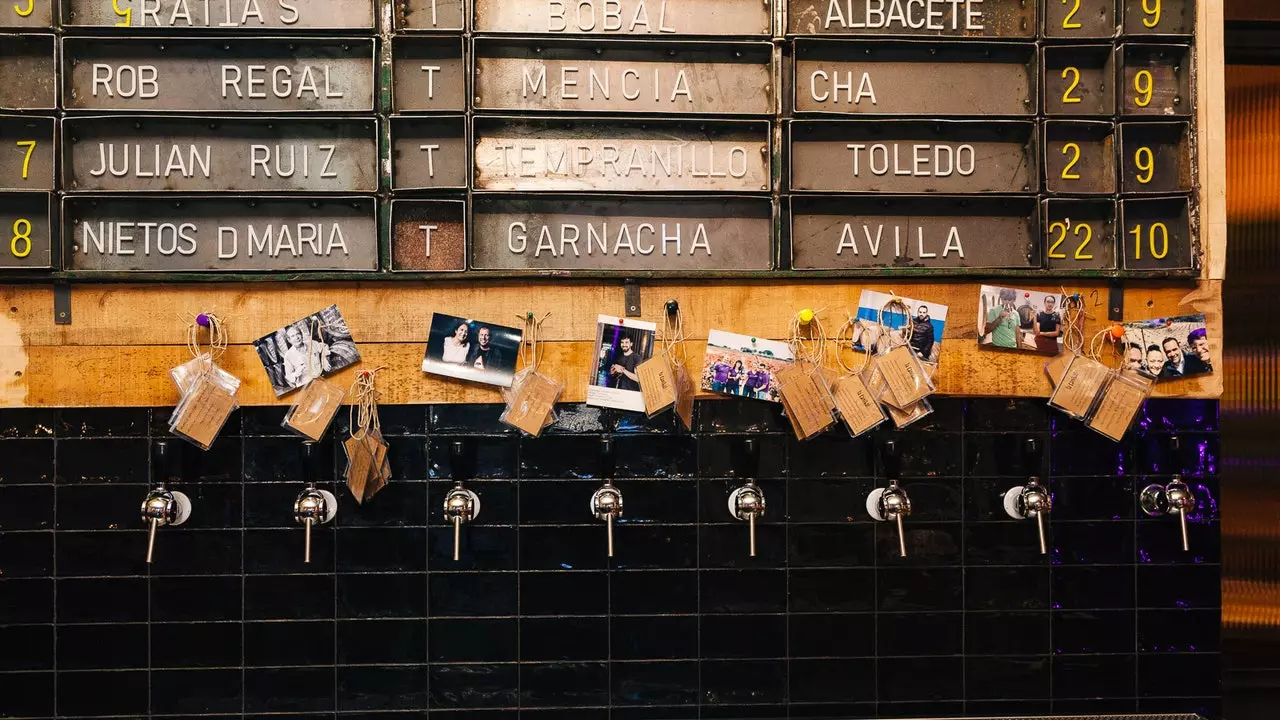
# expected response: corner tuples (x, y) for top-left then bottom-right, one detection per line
(141, 440), (192, 564)
(866, 439), (911, 558)
(444, 441), (480, 561)
(590, 438), (623, 557)
(1141, 436), (1196, 552)
(293, 442), (337, 563)
(1003, 437), (1052, 555)
(728, 438), (765, 557)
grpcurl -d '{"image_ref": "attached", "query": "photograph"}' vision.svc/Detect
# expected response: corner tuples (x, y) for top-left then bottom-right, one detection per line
(977, 285), (1071, 355)
(1122, 314), (1213, 381)
(700, 329), (795, 403)
(851, 290), (948, 365)
(422, 313), (523, 388)
(253, 304), (361, 397)
(587, 315), (657, 412)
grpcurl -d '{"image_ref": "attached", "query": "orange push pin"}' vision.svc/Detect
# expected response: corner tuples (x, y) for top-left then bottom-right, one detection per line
(1109, 323), (1125, 341)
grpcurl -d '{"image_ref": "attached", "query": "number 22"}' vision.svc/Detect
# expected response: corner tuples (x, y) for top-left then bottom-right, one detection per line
(1048, 221), (1094, 261)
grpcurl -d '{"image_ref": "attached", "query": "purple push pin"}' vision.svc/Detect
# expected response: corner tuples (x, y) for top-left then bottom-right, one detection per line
(196, 313), (211, 328)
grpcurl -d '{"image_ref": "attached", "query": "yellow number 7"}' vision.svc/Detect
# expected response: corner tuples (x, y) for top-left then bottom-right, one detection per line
(15, 141), (36, 180)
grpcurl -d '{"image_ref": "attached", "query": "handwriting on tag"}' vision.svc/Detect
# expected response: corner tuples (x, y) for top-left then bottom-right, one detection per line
(283, 378), (346, 441)
(637, 356), (676, 416)
(832, 373), (886, 436)
(877, 345), (932, 407)
(1087, 370), (1152, 441)
(504, 371), (560, 436)
(171, 377), (237, 449)
(776, 364), (836, 440)
(1049, 355), (1110, 420)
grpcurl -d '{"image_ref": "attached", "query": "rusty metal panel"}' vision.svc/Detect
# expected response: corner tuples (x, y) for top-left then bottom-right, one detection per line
(474, 116), (770, 192)
(1042, 45), (1116, 117)
(0, 34), (56, 110)
(792, 39), (1036, 116)
(391, 116), (468, 190)
(64, 195), (378, 272)
(788, 119), (1037, 194)
(0, 115), (55, 191)
(473, 39), (774, 115)
(0, 192), (53, 268)
(1042, 0), (1115, 39)
(790, 195), (1038, 270)
(63, 0), (375, 29)
(471, 194), (773, 271)
(787, 0), (1034, 38)
(63, 37), (375, 112)
(1043, 120), (1116, 195)
(391, 36), (468, 113)
(1122, 0), (1193, 36)
(63, 116), (379, 193)
(1119, 121), (1192, 194)
(0, 0), (53, 28)
(395, 0), (467, 31)
(1042, 198), (1117, 271)
(476, 0), (771, 37)
(1119, 195), (1193, 271)
(390, 199), (467, 272)
(1119, 43), (1191, 117)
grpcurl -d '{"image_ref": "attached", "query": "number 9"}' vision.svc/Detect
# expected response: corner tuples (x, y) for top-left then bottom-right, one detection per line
(1134, 70), (1153, 108)
(1134, 147), (1155, 184)
(1141, 0), (1161, 28)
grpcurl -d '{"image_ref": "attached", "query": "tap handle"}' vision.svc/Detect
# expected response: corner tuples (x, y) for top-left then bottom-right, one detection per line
(1035, 511), (1048, 555)
(452, 516), (462, 561)
(880, 439), (900, 481)
(600, 437), (615, 480)
(1022, 437), (1041, 478)
(146, 517), (160, 564)
(894, 512), (906, 559)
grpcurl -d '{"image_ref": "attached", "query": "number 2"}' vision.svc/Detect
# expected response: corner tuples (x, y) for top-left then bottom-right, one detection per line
(1061, 67), (1082, 104)
(1062, 0), (1082, 28)
(1061, 143), (1082, 180)
(1048, 221), (1094, 260)
(15, 141), (35, 180)
(1141, 0), (1161, 28)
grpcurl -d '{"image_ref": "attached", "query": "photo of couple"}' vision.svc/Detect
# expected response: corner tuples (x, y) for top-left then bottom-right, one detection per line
(1122, 315), (1213, 381)
(422, 313), (523, 388)
(253, 305), (362, 397)
(978, 286), (1071, 355)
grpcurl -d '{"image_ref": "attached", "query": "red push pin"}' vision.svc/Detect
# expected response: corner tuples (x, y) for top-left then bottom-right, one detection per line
(1109, 323), (1125, 340)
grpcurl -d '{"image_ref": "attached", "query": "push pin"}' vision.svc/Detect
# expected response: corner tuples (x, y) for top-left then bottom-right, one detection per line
(195, 313), (211, 327)
(665, 299), (679, 316)
(590, 438), (623, 557)
(797, 308), (815, 325)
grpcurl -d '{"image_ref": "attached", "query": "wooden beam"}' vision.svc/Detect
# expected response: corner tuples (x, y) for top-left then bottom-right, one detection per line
(1198, 0), (1228, 281)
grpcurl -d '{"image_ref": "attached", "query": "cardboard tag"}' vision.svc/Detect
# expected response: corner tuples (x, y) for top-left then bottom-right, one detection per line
(1087, 370), (1152, 441)
(344, 435), (373, 503)
(832, 373), (887, 437)
(1048, 355), (1110, 420)
(672, 362), (695, 431)
(636, 356), (677, 416)
(170, 377), (237, 450)
(877, 345), (932, 407)
(886, 396), (933, 428)
(283, 378), (345, 441)
(368, 428), (390, 497)
(776, 363), (836, 440)
(1044, 351), (1073, 389)
(503, 370), (561, 436)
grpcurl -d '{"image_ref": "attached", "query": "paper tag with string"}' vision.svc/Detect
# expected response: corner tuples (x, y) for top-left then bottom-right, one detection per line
(283, 318), (348, 441)
(1086, 368), (1153, 441)
(345, 368), (390, 503)
(168, 312), (241, 451)
(1049, 323), (1120, 421)
(637, 301), (687, 418)
(776, 308), (837, 440)
(1045, 291), (1088, 388)
(872, 296), (935, 408)
(830, 313), (887, 437)
(502, 312), (562, 436)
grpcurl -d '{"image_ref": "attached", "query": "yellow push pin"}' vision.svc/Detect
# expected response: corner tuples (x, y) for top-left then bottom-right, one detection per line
(798, 308), (814, 325)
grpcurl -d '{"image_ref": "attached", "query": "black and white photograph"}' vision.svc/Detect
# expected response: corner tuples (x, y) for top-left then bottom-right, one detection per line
(253, 304), (362, 397)
(978, 285), (1071, 355)
(851, 290), (948, 365)
(1122, 314), (1214, 381)
(587, 315), (656, 412)
(422, 313), (523, 388)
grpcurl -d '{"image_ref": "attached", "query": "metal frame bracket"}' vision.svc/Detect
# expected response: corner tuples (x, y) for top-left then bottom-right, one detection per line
(1108, 279), (1124, 322)
(54, 283), (71, 325)
(624, 279), (641, 317)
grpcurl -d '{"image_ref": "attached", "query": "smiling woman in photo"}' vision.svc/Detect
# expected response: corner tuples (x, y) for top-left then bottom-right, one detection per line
(442, 321), (471, 365)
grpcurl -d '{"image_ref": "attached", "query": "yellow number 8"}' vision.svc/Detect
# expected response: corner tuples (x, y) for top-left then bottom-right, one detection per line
(11, 218), (31, 258)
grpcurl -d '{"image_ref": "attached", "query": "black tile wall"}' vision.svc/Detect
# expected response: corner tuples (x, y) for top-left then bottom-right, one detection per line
(0, 399), (1220, 720)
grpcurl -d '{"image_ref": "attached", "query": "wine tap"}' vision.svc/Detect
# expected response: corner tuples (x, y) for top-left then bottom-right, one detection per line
(728, 437), (765, 557)
(1140, 435), (1196, 552)
(866, 439), (911, 558)
(140, 440), (191, 564)
(293, 441), (337, 564)
(443, 440), (480, 562)
(1003, 437), (1051, 555)
(590, 437), (623, 558)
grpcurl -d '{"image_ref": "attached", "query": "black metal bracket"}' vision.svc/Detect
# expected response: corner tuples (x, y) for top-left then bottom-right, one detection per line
(623, 279), (641, 317)
(53, 283), (71, 325)
(1108, 280), (1124, 322)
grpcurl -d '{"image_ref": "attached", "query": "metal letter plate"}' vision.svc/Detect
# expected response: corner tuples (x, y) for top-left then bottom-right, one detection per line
(790, 195), (1039, 270)
(0, 115), (56, 191)
(1043, 0), (1114, 39)
(1043, 198), (1117, 271)
(63, 37), (375, 112)
(63, 116), (379, 193)
(65, 196), (378, 272)
(1119, 121), (1193, 194)
(788, 0), (1034, 38)
(474, 39), (774, 115)
(0, 192), (53, 269)
(1119, 44), (1191, 117)
(474, 116), (771, 192)
(63, 0), (376, 29)
(390, 199), (467, 272)
(0, 0), (53, 28)
(788, 120), (1038, 194)
(476, 0), (771, 37)
(395, 0), (467, 31)
(471, 194), (773, 271)
(793, 39), (1036, 116)
(391, 37), (468, 112)
(0, 34), (56, 110)
(390, 116), (469, 190)
(1123, 0), (1193, 36)
(1120, 196), (1194, 271)
(1043, 120), (1116, 195)
(1042, 45), (1116, 117)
